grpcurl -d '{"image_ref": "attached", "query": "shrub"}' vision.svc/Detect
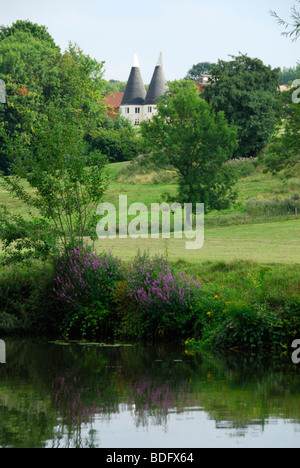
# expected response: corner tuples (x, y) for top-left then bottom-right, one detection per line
(52, 246), (123, 339)
(0, 264), (59, 335)
(243, 195), (300, 217)
(124, 251), (201, 340)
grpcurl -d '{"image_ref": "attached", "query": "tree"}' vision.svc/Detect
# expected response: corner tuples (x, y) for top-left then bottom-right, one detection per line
(0, 22), (107, 172)
(262, 3), (300, 177)
(279, 65), (300, 85)
(262, 92), (300, 177)
(185, 62), (216, 81)
(0, 79), (43, 174)
(57, 42), (106, 127)
(270, 1), (300, 42)
(0, 106), (108, 264)
(0, 19), (59, 49)
(204, 54), (281, 158)
(86, 115), (142, 163)
(141, 80), (238, 213)
(0, 29), (61, 99)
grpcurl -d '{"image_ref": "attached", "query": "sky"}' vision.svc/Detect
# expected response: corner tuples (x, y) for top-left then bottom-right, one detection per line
(0, 0), (299, 83)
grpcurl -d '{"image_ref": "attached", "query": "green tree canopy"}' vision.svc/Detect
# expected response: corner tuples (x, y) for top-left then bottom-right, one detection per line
(0, 106), (108, 263)
(204, 54), (281, 158)
(141, 80), (238, 213)
(0, 30), (61, 99)
(185, 62), (216, 81)
(262, 90), (300, 177)
(0, 20), (59, 49)
(0, 21), (108, 172)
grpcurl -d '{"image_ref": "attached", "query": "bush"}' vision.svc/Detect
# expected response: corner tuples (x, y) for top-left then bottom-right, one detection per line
(185, 284), (299, 353)
(123, 251), (201, 340)
(87, 126), (142, 163)
(0, 264), (59, 335)
(243, 195), (300, 216)
(53, 246), (123, 339)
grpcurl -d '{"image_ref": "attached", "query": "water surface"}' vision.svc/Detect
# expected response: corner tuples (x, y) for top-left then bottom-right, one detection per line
(0, 338), (299, 448)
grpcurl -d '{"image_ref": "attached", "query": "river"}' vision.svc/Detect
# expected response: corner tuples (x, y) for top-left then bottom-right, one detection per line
(0, 338), (299, 448)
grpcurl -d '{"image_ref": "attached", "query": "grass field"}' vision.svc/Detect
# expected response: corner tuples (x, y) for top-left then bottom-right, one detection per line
(90, 160), (300, 265)
(1, 159), (300, 265)
(93, 219), (300, 264)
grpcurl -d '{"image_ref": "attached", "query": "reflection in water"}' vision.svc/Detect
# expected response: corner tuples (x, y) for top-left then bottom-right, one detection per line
(0, 338), (300, 448)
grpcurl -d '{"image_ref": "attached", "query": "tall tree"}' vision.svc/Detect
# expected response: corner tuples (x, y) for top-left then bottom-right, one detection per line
(185, 62), (216, 81)
(57, 42), (106, 131)
(141, 80), (238, 213)
(0, 30), (61, 99)
(204, 54), (281, 158)
(0, 20), (59, 49)
(0, 106), (108, 263)
(262, 95), (300, 178)
(0, 21), (107, 172)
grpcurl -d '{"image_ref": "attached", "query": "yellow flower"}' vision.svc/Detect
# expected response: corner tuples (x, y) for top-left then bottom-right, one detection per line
(207, 311), (212, 316)
(214, 295), (219, 299)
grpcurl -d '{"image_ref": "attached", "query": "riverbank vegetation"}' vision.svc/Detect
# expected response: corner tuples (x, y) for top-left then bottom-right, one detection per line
(0, 248), (299, 355)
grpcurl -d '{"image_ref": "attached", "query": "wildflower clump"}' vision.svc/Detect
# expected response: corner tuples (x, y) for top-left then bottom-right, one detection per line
(53, 246), (123, 308)
(125, 251), (201, 339)
(53, 246), (123, 339)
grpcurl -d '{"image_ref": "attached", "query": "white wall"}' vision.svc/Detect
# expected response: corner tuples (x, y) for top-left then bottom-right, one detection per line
(119, 104), (158, 125)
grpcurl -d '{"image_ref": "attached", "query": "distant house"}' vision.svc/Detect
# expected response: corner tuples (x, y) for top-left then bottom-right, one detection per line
(119, 52), (168, 125)
(198, 74), (212, 85)
(105, 92), (124, 118)
(279, 84), (292, 92)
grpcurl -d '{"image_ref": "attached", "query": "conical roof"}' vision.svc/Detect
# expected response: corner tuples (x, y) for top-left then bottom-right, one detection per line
(121, 54), (146, 106)
(144, 52), (167, 105)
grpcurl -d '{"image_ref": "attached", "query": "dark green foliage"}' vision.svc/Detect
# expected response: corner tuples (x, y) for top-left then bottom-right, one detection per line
(87, 116), (142, 163)
(0, 106), (108, 262)
(185, 62), (216, 81)
(204, 54), (281, 158)
(262, 99), (300, 177)
(0, 20), (59, 49)
(0, 264), (59, 336)
(141, 80), (238, 212)
(0, 20), (107, 171)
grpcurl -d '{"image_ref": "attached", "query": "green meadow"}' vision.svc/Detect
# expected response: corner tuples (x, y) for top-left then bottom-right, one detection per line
(91, 160), (300, 265)
(1, 159), (300, 265)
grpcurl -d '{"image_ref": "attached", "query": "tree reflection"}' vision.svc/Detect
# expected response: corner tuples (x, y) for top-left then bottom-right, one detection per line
(0, 339), (300, 447)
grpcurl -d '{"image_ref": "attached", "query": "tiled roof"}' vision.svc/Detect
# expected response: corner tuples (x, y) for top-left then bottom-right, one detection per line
(105, 92), (124, 108)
